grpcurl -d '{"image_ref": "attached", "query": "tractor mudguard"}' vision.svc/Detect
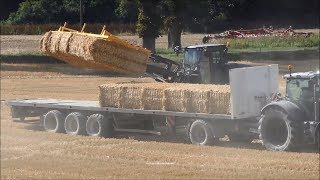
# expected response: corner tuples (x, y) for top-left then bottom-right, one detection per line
(261, 100), (305, 122)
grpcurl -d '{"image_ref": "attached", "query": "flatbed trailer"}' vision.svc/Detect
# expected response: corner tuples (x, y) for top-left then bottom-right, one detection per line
(5, 65), (279, 145)
(6, 98), (258, 145)
(7, 98), (233, 136)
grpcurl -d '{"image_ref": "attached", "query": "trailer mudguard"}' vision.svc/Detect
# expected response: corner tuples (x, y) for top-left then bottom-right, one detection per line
(261, 100), (305, 122)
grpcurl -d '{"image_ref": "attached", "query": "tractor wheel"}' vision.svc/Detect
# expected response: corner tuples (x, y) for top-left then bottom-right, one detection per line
(86, 114), (113, 138)
(43, 110), (65, 133)
(64, 112), (87, 136)
(259, 108), (303, 151)
(189, 120), (215, 146)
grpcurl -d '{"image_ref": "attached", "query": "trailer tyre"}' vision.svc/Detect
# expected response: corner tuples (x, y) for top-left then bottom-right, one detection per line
(44, 110), (65, 133)
(189, 120), (215, 145)
(65, 112), (87, 135)
(86, 114), (113, 138)
(259, 108), (303, 151)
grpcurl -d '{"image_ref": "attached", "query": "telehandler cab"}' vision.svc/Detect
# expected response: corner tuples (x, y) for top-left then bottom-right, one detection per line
(146, 44), (249, 84)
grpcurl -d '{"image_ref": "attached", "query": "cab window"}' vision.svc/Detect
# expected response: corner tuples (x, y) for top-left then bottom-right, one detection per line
(286, 79), (310, 101)
(211, 51), (221, 63)
(184, 49), (199, 66)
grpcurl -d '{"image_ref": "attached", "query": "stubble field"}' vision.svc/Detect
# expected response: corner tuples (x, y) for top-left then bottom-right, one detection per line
(1, 34), (319, 179)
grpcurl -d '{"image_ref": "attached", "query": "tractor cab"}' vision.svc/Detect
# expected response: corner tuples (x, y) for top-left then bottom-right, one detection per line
(284, 71), (320, 121)
(182, 44), (230, 84)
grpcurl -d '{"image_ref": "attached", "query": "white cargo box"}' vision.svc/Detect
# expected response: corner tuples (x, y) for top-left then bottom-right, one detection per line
(229, 64), (279, 119)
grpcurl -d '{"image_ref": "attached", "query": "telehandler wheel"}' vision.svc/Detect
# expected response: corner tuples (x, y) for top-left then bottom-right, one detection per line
(65, 112), (87, 136)
(43, 110), (65, 133)
(86, 114), (113, 138)
(259, 108), (303, 151)
(189, 120), (215, 146)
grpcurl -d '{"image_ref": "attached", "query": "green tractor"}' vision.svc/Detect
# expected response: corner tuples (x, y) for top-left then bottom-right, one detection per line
(259, 69), (320, 151)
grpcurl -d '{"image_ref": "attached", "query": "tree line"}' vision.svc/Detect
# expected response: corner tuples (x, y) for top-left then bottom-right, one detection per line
(1, 0), (318, 51)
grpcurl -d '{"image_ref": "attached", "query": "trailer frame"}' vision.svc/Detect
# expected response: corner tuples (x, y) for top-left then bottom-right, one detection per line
(7, 99), (232, 120)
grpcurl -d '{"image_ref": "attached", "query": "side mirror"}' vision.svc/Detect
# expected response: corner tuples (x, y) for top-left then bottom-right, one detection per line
(288, 64), (293, 77)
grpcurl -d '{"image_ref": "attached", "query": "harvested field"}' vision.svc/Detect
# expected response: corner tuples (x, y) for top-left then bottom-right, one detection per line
(99, 83), (230, 114)
(1, 76), (319, 179)
(40, 31), (150, 74)
(1, 34), (319, 179)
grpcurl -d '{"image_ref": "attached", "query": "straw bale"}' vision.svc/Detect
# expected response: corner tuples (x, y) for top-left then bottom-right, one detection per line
(163, 84), (230, 113)
(99, 84), (122, 107)
(140, 84), (170, 110)
(99, 83), (231, 114)
(40, 31), (149, 74)
(119, 85), (142, 109)
(163, 87), (190, 112)
(187, 88), (211, 113)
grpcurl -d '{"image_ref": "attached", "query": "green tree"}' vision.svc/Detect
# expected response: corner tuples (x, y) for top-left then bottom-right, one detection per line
(6, 0), (118, 24)
(184, 0), (237, 33)
(160, 0), (238, 49)
(7, 0), (63, 24)
(160, 0), (185, 49)
(115, 0), (139, 23)
(115, 0), (239, 51)
(136, 0), (162, 52)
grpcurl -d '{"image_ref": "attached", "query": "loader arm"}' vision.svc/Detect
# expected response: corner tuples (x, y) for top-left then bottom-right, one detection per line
(146, 54), (184, 83)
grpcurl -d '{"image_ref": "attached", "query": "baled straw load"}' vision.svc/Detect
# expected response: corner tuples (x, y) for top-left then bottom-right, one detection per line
(40, 31), (150, 74)
(99, 83), (231, 114)
(99, 83), (171, 110)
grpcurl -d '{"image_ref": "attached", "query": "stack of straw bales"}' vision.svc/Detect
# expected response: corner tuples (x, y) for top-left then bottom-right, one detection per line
(40, 31), (150, 74)
(99, 83), (231, 114)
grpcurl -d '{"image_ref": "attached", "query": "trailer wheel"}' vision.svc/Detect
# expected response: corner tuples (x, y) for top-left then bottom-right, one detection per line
(43, 110), (65, 133)
(65, 112), (87, 135)
(259, 108), (303, 151)
(189, 120), (215, 145)
(86, 114), (113, 138)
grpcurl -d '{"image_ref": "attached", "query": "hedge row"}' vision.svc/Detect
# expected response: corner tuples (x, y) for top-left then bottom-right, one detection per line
(0, 23), (136, 35)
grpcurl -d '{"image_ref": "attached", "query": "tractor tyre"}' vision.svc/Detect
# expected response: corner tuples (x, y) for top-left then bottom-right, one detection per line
(64, 112), (87, 136)
(259, 108), (303, 151)
(189, 120), (215, 146)
(43, 110), (65, 133)
(86, 114), (113, 138)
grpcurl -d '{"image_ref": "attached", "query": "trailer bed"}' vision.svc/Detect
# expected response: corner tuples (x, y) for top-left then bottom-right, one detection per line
(6, 99), (232, 120)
